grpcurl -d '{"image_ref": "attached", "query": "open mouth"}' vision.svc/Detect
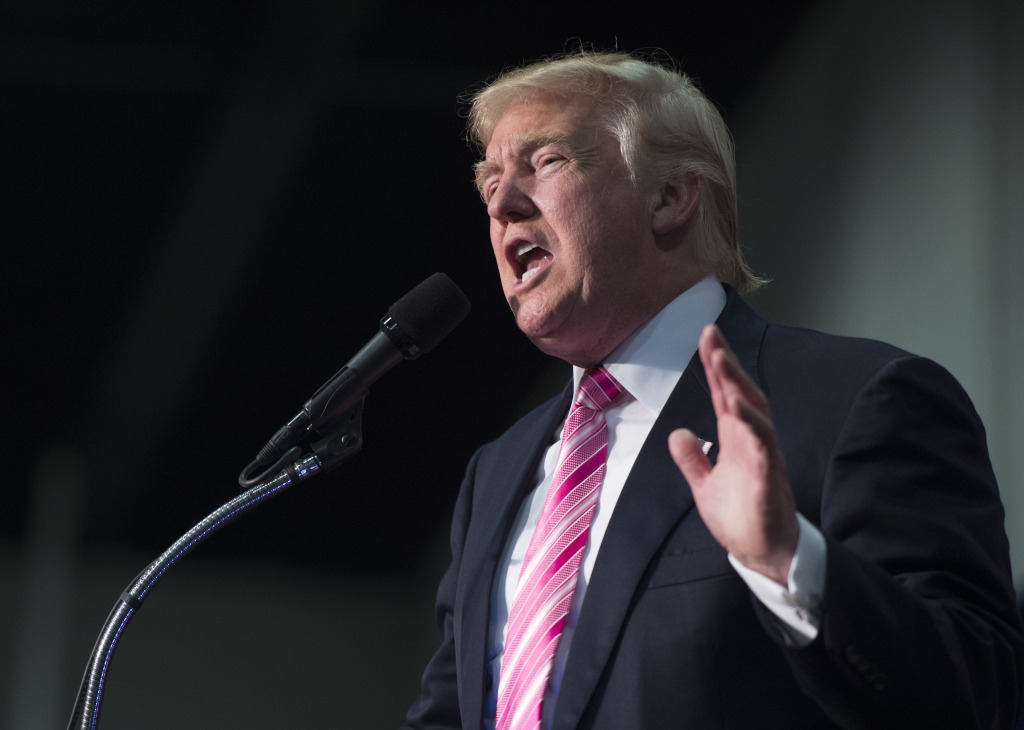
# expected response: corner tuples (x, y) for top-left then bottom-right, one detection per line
(513, 241), (553, 285)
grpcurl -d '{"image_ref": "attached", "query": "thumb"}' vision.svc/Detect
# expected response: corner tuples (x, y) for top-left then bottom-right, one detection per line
(668, 428), (712, 489)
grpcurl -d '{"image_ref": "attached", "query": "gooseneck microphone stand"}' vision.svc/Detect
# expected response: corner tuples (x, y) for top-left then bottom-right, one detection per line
(66, 400), (365, 730)
(65, 273), (470, 730)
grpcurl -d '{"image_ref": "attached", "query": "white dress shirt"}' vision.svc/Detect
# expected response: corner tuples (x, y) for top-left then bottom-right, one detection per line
(484, 275), (828, 729)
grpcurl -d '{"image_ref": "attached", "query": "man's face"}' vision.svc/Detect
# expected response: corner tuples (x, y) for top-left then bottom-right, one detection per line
(479, 93), (655, 364)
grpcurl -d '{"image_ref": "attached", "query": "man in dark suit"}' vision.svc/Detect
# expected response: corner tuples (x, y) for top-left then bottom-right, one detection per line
(402, 51), (1023, 729)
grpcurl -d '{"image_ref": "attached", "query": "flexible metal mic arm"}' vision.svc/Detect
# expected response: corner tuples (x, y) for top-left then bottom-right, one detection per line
(65, 400), (364, 730)
(66, 273), (471, 729)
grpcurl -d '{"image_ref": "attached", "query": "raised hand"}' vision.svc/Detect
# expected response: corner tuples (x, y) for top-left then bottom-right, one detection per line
(668, 324), (798, 586)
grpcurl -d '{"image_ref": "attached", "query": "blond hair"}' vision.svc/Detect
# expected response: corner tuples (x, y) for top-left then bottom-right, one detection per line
(467, 50), (763, 292)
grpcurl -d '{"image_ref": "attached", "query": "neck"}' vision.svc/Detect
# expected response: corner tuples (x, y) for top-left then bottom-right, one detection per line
(541, 267), (714, 368)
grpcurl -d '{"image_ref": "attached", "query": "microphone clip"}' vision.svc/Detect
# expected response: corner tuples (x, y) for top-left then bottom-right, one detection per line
(310, 397), (364, 473)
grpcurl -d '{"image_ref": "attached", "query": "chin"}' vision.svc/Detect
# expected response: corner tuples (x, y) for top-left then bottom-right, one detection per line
(515, 303), (562, 341)
(513, 293), (586, 358)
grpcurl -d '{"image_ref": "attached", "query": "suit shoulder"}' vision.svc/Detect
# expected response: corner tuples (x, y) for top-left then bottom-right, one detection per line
(759, 323), (923, 462)
(762, 323), (909, 374)
(759, 322), (981, 458)
(760, 323), (912, 398)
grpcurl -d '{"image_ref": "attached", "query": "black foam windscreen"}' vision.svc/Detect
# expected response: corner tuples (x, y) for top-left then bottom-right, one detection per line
(388, 273), (471, 354)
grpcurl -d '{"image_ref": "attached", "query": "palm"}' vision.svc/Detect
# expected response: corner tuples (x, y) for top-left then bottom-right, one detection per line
(668, 325), (797, 585)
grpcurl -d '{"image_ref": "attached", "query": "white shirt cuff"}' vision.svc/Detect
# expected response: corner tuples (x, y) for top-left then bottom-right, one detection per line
(727, 513), (827, 647)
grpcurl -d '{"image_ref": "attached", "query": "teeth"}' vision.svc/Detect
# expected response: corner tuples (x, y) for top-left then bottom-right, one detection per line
(521, 267), (539, 284)
(516, 242), (538, 257)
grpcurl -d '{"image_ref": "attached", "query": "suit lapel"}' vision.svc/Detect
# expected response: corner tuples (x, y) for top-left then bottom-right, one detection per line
(550, 287), (767, 730)
(456, 380), (574, 730)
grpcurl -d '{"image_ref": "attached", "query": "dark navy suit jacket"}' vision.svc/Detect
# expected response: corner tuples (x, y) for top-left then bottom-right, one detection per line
(403, 287), (1024, 729)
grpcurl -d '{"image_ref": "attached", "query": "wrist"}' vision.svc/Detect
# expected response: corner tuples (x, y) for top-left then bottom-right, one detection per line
(733, 513), (799, 586)
(734, 551), (794, 586)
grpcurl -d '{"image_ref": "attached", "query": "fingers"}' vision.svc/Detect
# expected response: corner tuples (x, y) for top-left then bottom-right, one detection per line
(732, 396), (778, 451)
(699, 325), (770, 418)
(716, 349), (770, 415)
(699, 326), (729, 416)
(668, 428), (712, 489)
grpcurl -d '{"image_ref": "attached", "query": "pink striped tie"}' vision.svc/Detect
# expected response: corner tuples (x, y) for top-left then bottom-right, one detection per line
(496, 366), (624, 730)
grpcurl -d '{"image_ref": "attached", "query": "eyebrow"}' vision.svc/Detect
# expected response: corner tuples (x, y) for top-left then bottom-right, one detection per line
(474, 131), (580, 194)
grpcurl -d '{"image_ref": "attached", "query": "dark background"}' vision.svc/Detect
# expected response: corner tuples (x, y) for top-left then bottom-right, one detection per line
(0, 4), (835, 723)
(1, 0), (814, 577)
(6, 2), (1023, 728)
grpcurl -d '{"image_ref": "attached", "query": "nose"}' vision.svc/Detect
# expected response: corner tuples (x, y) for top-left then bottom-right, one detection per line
(487, 175), (536, 223)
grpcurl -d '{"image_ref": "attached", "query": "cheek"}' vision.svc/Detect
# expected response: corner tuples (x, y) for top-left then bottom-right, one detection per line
(489, 224), (508, 270)
(539, 184), (594, 260)
(584, 180), (647, 238)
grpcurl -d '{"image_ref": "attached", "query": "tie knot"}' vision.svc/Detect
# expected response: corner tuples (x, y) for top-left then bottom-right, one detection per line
(576, 366), (624, 412)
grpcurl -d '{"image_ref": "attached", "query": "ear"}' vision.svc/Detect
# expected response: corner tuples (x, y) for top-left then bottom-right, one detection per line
(651, 174), (702, 236)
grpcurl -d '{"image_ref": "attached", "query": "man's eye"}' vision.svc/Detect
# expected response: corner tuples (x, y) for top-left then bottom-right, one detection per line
(538, 155), (562, 168)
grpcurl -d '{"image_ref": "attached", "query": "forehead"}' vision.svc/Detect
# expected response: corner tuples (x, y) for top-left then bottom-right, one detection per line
(484, 93), (601, 159)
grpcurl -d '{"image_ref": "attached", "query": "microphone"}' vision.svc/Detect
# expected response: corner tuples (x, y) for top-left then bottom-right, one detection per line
(239, 273), (470, 485)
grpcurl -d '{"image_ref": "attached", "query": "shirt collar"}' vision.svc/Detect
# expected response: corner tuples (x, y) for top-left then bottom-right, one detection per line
(572, 273), (727, 416)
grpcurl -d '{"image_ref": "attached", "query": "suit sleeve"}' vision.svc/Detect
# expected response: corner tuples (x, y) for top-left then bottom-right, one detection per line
(753, 356), (1024, 729)
(401, 448), (481, 730)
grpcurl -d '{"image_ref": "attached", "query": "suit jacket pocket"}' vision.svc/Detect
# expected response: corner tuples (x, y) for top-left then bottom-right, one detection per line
(648, 547), (734, 588)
